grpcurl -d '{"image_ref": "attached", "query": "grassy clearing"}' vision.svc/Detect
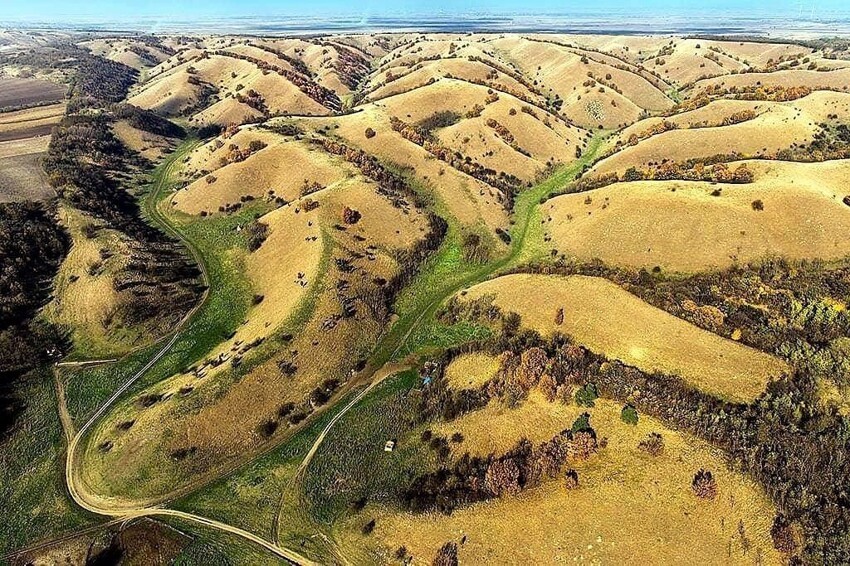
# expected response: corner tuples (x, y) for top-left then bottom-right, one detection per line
(166, 518), (280, 566)
(379, 134), (608, 365)
(462, 274), (787, 402)
(398, 320), (492, 359)
(64, 139), (255, 427)
(174, 402), (340, 539)
(0, 368), (92, 555)
(368, 395), (782, 565)
(444, 352), (502, 390)
(303, 370), (434, 525)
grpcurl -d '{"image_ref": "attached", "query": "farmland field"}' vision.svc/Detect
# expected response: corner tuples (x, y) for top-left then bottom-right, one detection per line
(0, 102), (64, 201)
(3, 22), (850, 566)
(0, 77), (64, 110)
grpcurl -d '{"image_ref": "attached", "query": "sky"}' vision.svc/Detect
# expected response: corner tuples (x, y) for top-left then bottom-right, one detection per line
(0, 0), (850, 22)
(3, 0), (850, 23)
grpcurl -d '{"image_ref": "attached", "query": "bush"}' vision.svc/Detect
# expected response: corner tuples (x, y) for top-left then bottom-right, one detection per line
(461, 232), (490, 264)
(364, 127), (376, 139)
(342, 206), (361, 224)
(433, 542), (459, 566)
(554, 307), (564, 325)
(771, 515), (800, 555)
(564, 469), (579, 489)
(417, 110), (461, 133)
(277, 402), (296, 418)
(244, 221), (269, 252)
(751, 199), (764, 211)
(571, 412), (592, 433)
(692, 469), (718, 499)
(638, 432), (664, 456)
(258, 419), (279, 438)
(575, 383), (599, 407)
(620, 404), (639, 425)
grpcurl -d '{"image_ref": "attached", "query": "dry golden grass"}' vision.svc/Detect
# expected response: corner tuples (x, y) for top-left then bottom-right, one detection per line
(444, 352), (502, 390)
(595, 91), (850, 176)
(433, 90), (585, 182)
(696, 39), (811, 68)
(182, 128), (277, 175)
(496, 36), (673, 110)
(175, 135), (354, 215)
(365, 395), (781, 565)
(648, 43), (747, 86)
(368, 58), (536, 102)
(80, 38), (170, 70)
(548, 159), (850, 272)
(81, 157), (432, 500)
(613, 98), (769, 145)
(191, 96), (263, 127)
(692, 67), (850, 93)
(434, 390), (577, 454)
(537, 35), (810, 88)
(112, 120), (175, 161)
(43, 205), (142, 357)
(375, 38), (501, 78)
(303, 102), (509, 233)
(486, 37), (656, 129)
(256, 38), (361, 96)
(130, 51), (329, 122)
(378, 78), (492, 123)
(460, 274), (786, 402)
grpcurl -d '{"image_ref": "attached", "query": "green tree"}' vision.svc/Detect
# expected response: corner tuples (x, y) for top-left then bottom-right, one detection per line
(574, 383), (598, 407)
(621, 404), (639, 425)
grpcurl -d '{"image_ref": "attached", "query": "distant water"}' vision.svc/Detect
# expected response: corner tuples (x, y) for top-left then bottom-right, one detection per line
(5, 13), (850, 38)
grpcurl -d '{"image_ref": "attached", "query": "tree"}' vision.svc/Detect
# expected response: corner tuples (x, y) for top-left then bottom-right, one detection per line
(554, 307), (564, 325)
(620, 404), (639, 425)
(692, 469), (718, 500)
(516, 347), (548, 389)
(364, 127), (376, 139)
(433, 542), (458, 566)
(539, 373), (557, 402)
(771, 515), (800, 555)
(732, 164), (754, 183)
(485, 458), (521, 496)
(571, 412), (592, 433)
(622, 166), (644, 181)
(751, 199), (764, 211)
(638, 432), (664, 456)
(570, 431), (598, 461)
(342, 206), (361, 224)
(564, 469), (579, 489)
(575, 383), (599, 407)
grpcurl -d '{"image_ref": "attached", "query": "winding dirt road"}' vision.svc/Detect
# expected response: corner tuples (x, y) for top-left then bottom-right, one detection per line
(54, 142), (317, 566)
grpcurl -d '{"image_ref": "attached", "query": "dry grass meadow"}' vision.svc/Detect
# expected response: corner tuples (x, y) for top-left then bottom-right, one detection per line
(364, 395), (782, 565)
(546, 159), (850, 272)
(10, 28), (850, 564)
(460, 274), (787, 401)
